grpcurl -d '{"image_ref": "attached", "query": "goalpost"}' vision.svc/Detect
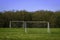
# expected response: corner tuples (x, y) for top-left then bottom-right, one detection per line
(9, 21), (50, 33)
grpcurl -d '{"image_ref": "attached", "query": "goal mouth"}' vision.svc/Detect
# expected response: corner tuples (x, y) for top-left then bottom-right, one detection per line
(9, 21), (50, 33)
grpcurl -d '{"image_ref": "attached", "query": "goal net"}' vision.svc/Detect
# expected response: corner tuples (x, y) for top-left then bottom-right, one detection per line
(9, 21), (50, 33)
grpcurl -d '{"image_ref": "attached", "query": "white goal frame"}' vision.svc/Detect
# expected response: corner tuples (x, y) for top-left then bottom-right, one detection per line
(9, 21), (50, 33)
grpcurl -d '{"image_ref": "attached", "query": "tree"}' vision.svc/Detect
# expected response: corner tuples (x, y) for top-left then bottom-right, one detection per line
(55, 11), (60, 27)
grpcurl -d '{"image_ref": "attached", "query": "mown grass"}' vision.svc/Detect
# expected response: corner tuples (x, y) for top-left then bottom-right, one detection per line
(0, 28), (60, 40)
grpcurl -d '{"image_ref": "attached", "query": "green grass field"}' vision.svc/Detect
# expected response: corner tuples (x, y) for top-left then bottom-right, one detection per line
(0, 28), (60, 40)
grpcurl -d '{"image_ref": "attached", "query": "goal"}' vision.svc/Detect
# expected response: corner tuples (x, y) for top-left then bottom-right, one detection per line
(9, 21), (50, 33)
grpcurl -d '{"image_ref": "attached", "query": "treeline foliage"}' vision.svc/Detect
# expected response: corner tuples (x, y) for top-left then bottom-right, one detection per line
(0, 10), (60, 28)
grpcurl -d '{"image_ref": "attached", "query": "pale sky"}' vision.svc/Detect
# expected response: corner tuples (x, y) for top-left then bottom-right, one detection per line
(0, 0), (60, 11)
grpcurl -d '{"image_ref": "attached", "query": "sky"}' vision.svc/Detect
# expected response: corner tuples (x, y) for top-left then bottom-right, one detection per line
(0, 0), (60, 12)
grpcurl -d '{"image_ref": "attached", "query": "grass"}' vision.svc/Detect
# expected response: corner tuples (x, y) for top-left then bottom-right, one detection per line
(0, 28), (60, 40)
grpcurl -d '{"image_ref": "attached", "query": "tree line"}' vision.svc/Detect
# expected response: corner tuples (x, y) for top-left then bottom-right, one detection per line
(0, 10), (60, 28)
